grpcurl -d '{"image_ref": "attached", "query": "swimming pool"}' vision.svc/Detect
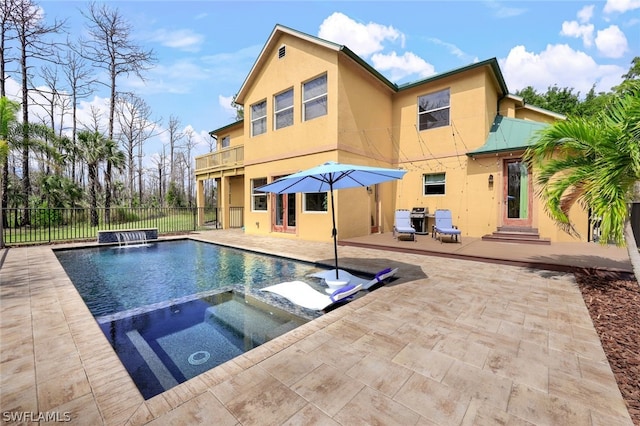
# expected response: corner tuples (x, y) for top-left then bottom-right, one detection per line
(55, 239), (326, 317)
(54, 239), (328, 398)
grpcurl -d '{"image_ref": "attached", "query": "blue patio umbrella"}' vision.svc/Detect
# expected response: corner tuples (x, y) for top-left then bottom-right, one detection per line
(256, 161), (407, 280)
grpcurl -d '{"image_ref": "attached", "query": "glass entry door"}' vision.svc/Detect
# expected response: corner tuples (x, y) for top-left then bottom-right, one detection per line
(503, 159), (532, 227)
(272, 185), (296, 233)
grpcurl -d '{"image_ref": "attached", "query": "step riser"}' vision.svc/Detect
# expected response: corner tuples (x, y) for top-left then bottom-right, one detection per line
(482, 235), (551, 245)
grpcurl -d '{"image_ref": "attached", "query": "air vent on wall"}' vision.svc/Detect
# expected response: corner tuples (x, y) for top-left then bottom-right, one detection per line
(278, 45), (286, 59)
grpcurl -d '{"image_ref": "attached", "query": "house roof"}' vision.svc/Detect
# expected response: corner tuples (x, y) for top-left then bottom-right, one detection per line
(397, 58), (508, 96)
(467, 115), (548, 157)
(234, 24), (509, 105)
(503, 94), (567, 120)
(209, 119), (243, 138)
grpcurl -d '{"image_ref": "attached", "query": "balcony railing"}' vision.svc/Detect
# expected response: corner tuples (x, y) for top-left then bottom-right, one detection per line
(195, 145), (244, 173)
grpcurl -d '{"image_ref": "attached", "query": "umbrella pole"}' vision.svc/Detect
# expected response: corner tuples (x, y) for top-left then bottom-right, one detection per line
(329, 185), (339, 280)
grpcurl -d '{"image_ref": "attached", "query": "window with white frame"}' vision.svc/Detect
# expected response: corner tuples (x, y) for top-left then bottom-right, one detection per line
(251, 100), (267, 136)
(303, 192), (327, 212)
(303, 74), (327, 121)
(423, 173), (446, 195)
(220, 136), (230, 148)
(251, 178), (267, 211)
(274, 88), (294, 130)
(418, 89), (450, 131)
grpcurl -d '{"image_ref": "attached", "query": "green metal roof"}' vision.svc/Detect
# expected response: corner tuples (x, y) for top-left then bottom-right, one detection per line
(397, 58), (508, 96)
(467, 115), (548, 156)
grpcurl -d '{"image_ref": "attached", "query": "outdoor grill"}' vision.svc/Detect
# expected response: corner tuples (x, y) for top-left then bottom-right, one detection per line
(410, 207), (428, 234)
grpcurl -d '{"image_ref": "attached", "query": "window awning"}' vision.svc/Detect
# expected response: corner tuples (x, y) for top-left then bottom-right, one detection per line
(468, 115), (548, 157)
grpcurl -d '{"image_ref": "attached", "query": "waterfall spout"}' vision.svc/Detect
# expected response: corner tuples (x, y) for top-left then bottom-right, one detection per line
(116, 231), (149, 248)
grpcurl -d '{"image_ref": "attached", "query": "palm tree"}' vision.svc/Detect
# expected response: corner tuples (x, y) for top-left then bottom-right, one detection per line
(0, 96), (19, 247)
(525, 82), (640, 278)
(77, 130), (105, 227)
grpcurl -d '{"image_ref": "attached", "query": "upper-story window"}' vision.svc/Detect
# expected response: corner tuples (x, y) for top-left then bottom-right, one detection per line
(220, 136), (230, 149)
(274, 88), (294, 130)
(251, 100), (267, 136)
(418, 88), (450, 130)
(303, 74), (327, 121)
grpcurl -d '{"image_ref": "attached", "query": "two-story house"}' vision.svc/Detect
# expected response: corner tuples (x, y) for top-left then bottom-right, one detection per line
(195, 24), (589, 244)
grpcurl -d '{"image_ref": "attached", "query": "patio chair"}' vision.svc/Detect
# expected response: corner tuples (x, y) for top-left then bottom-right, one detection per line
(309, 267), (399, 292)
(433, 209), (461, 243)
(393, 209), (416, 241)
(261, 281), (362, 311)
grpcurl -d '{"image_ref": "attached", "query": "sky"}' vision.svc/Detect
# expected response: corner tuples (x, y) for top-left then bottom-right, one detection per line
(5, 0), (640, 168)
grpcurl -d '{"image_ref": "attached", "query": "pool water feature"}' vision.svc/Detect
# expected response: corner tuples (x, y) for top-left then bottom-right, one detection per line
(54, 239), (327, 399)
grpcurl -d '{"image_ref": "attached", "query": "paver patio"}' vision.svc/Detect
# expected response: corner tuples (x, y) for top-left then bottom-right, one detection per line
(0, 230), (634, 425)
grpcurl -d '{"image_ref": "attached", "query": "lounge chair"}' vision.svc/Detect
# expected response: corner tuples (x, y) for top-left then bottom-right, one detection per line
(393, 209), (416, 241)
(433, 209), (461, 243)
(261, 281), (362, 311)
(309, 267), (398, 291)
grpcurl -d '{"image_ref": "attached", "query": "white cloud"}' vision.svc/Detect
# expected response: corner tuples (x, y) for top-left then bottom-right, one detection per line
(604, 0), (640, 14)
(428, 38), (479, 64)
(577, 5), (595, 23)
(218, 95), (237, 118)
(483, 0), (528, 18)
(560, 5), (596, 47)
(317, 13), (435, 83)
(201, 45), (262, 83)
(125, 59), (211, 96)
(560, 21), (595, 47)
(149, 28), (204, 52)
(500, 44), (625, 95)
(370, 52), (436, 82)
(318, 12), (404, 58)
(595, 25), (629, 58)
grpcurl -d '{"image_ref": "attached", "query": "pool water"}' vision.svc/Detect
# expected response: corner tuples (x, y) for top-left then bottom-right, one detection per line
(54, 239), (327, 398)
(98, 291), (307, 399)
(55, 239), (323, 317)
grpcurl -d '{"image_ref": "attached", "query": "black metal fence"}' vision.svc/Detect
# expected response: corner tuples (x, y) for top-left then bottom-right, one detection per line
(1, 207), (225, 246)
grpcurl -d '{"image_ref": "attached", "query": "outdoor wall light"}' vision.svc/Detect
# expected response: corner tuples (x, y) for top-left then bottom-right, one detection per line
(488, 174), (494, 185)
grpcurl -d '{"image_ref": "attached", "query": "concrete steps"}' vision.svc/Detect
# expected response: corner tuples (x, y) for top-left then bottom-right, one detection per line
(482, 227), (551, 245)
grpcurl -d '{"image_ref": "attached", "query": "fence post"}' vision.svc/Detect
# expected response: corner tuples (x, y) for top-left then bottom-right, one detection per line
(193, 208), (197, 231)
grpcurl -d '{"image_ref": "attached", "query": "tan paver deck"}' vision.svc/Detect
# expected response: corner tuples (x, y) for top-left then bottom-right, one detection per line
(0, 230), (634, 425)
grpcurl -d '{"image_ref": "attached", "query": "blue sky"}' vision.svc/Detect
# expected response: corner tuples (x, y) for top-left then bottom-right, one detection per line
(7, 0), (640, 164)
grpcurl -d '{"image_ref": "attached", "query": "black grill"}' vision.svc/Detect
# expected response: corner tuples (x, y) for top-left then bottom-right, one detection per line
(410, 207), (428, 234)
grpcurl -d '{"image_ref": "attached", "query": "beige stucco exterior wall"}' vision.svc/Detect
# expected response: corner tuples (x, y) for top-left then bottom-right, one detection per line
(198, 27), (590, 243)
(391, 67), (502, 236)
(216, 122), (245, 149)
(334, 55), (397, 238)
(515, 108), (559, 123)
(241, 33), (341, 242)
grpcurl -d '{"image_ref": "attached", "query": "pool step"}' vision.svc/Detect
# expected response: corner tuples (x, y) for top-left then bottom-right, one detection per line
(204, 300), (295, 345)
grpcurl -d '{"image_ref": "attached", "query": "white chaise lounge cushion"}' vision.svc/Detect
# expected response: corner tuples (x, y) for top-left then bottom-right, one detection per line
(261, 281), (362, 311)
(309, 268), (398, 290)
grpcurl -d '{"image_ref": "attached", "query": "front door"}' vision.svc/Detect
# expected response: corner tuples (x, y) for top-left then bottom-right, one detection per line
(272, 192), (296, 233)
(503, 158), (532, 227)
